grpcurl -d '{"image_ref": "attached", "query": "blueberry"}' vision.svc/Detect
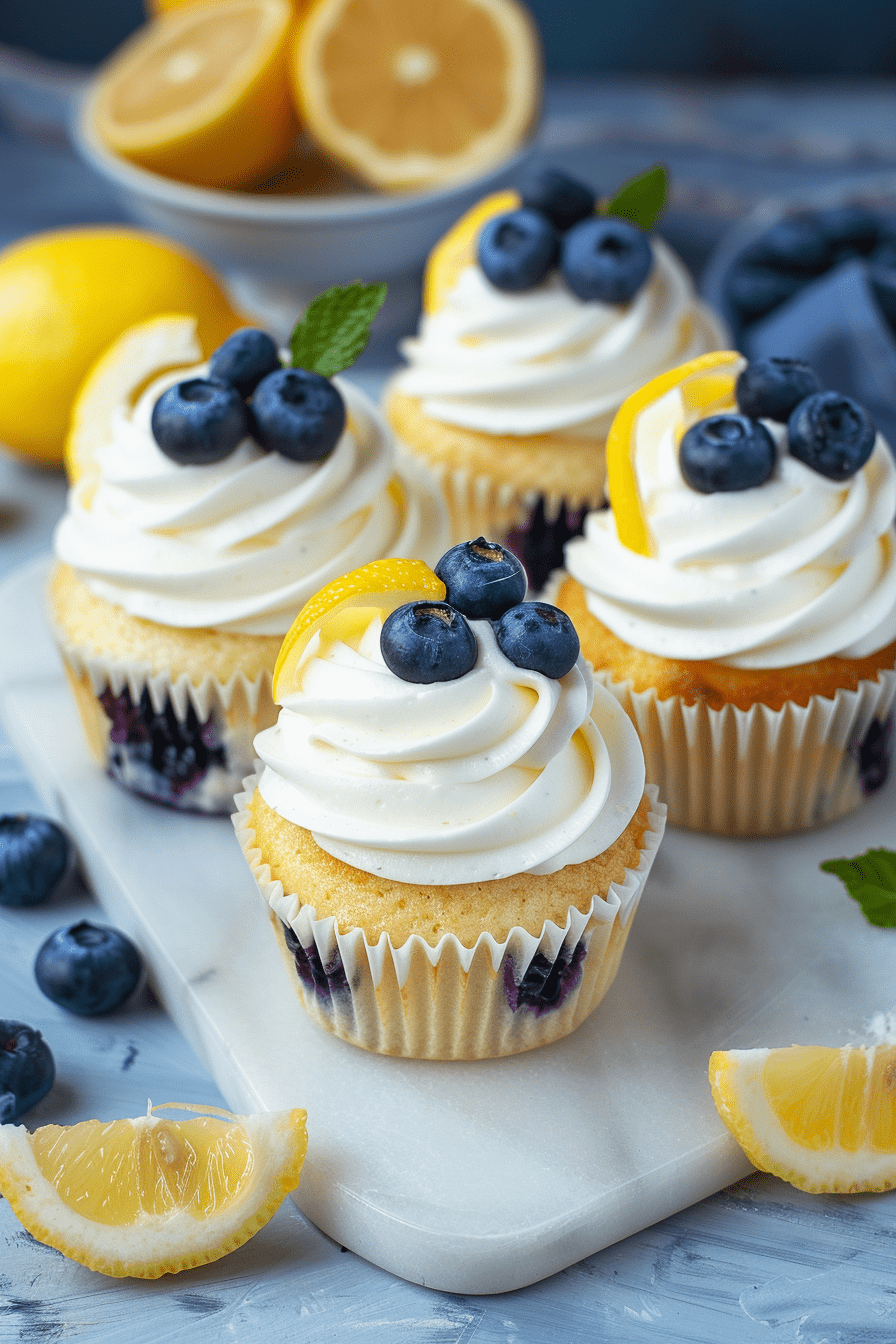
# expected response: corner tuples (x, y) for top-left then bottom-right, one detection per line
(519, 166), (595, 232)
(249, 368), (346, 461)
(434, 538), (527, 620)
(814, 204), (881, 261)
(788, 392), (876, 482)
(208, 328), (281, 397)
(560, 216), (653, 304)
(726, 264), (806, 324)
(736, 358), (823, 422)
(0, 1021), (54, 1122)
(477, 208), (559, 292)
(740, 214), (831, 275)
(35, 921), (142, 1017)
(679, 415), (776, 494)
(151, 378), (249, 465)
(0, 814), (70, 908)
(493, 602), (580, 679)
(380, 602), (478, 684)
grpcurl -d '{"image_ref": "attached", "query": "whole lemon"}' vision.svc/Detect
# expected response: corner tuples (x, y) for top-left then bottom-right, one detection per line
(0, 227), (243, 467)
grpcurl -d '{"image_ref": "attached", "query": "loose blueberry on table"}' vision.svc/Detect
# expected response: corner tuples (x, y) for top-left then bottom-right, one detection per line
(0, 813), (71, 908)
(0, 1021), (55, 1122)
(35, 920), (143, 1017)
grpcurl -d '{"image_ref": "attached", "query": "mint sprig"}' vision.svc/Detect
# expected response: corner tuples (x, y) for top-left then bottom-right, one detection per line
(289, 281), (387, 378)
(601, 164), (668, 232)
(820, 848), (896, 928)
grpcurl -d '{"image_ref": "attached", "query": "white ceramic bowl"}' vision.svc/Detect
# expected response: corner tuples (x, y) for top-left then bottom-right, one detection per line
(74, 86), (532, 348)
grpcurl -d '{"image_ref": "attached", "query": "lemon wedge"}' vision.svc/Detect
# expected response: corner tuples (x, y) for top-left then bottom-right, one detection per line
(272, 556), (446, 700)
(606, 350), (745, 557)
(710, 1045), (896, 1193)
(0, 1102), (307, 1278)
(292, 0), (540, 192)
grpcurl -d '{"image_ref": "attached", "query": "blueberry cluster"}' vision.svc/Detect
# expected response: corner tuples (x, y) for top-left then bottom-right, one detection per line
(151, 328), (345, 467)
(679, 357), (877, 493)
(726, 205), (896, 328)
(477, 167), (653, 305)
(380, 539), (580, 684)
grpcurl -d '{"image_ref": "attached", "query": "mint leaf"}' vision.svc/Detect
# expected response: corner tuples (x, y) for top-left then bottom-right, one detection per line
(601, 164), (668, 231)
(821, 849), (896, 928)
(289, 281), (387, 378)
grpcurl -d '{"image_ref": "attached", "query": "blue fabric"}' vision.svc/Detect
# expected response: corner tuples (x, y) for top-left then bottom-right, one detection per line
(745, 259), (896, 449)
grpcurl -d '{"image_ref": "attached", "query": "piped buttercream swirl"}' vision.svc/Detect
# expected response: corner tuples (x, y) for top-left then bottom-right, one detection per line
(54, 369), (449, 636)
(564, 384), (896, 667)
(255, 615), (645, 885)
(392, 239), (726, 438)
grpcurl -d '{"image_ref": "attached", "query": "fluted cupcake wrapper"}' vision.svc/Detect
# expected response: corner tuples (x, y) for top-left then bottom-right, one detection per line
(593, 670), (896, 835)
(233, 776), (665, 1060)
(51, 630), (276, 814)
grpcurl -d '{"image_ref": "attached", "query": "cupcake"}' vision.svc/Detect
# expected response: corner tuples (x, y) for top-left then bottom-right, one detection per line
(50, 292), (449, 813)
(385, 164), (726, 588)
(233, 541), (666, 1060)
(556, 351), (896, 834)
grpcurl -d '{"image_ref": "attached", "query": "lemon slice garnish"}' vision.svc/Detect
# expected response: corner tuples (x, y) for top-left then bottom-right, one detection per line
(606, 350), (746, 556)
(272, 556), (446, 701)
(710, 1044), (896, 1193)
(0, 1102), (307, 1278)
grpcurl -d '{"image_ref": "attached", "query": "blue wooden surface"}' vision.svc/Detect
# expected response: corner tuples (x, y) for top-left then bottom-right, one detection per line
(3, 76), (896, 1340)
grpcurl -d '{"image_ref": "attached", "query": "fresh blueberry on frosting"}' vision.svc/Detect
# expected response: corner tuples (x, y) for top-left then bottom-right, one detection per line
(208, 327), (281, 397)
(519, 165), (595, 232)
(735, 357), (823, 423)
(249, 368), (346, 461)
(151, 377), (249, 465)
(380, 601), (478, 684)
(493, 602), (580, 679)
(434, 538), (526, 620)
(477, 207), (559, 293)
(560, 216), (653, 304)
(788, 391), (877, 482)
(679, 414), (777, 494)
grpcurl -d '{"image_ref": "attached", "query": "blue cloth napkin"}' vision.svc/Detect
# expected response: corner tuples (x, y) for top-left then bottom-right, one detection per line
(745, 258), (896, 449)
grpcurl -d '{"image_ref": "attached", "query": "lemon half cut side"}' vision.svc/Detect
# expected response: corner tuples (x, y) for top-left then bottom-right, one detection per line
(0, 1102), (308, 1278)
(710, 1044), (896, 1194)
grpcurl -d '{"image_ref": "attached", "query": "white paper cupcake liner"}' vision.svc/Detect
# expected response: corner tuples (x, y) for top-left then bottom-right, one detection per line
(593, 669), (896, 835)
(233, 777), (666, 1059)
(54, 634), (276, 814)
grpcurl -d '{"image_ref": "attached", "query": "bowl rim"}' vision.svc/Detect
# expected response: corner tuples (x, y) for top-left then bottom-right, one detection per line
(74, 82), (533, 225)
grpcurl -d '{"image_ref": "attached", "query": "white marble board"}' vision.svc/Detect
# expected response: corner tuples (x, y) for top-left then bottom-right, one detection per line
(1, 557), (894, 1295)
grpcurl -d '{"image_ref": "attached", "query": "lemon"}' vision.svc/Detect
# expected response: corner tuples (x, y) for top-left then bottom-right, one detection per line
(710, 1045), (896, 1194)
(272, 556), (446, 700)
(0, 1102), (307, 1278)
(0, 227), (242, 468)
(423, 188), (519, 313)
(605, 350), (745, 557)
(88, 0), (299, 189)
(292, 0), (541, 192)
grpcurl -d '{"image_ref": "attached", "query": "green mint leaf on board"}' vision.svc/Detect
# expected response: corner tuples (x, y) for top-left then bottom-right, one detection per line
(289, 281), (387, 378)
(820, 849), (896, 928)
(601, 163), (668, 231)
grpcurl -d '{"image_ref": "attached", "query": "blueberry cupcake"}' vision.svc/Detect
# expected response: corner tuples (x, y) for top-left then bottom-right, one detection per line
(556, 352), (896, 834)
(385, 165), (726, 588)
(233, 543), (665, 1059)
(50, 290), (449, 813)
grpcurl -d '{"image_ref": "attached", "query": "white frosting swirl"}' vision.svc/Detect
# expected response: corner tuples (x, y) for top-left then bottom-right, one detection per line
(54, 369), (449, 636)
(393, 239), (726, 438)
(255, 615), (645, 885)
(565, 384), (896, 668)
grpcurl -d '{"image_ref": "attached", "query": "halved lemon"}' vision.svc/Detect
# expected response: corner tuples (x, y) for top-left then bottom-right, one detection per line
(65, 313), (203, 485)
(292, 0), (541, 192)
(606, 350), (745, 557)
(0, 1102), (307, 1278)
(272, 556), (446, 700)
(710, 1045), (896, 1193)
(423, 187), (519, 313)
(89, 0), (300, 188)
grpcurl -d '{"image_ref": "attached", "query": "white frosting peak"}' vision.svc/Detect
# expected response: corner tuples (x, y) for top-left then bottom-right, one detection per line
(255, 616), (645, 885)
